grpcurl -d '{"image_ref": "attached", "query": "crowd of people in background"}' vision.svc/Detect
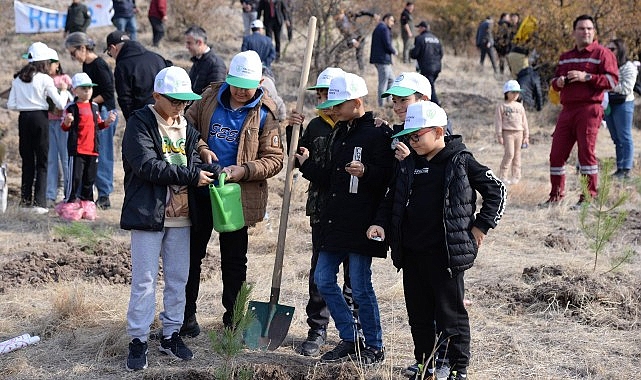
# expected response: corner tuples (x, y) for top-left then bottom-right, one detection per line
(4, 1), (640, 379)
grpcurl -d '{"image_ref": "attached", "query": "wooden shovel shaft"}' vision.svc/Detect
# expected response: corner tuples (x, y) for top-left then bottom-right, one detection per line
(270, 16), (317, 305)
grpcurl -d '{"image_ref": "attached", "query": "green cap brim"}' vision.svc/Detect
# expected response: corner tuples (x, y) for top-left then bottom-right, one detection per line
(391, 127), (423, 138)
(316, 98), (346, 109)
(77, 83), (98, 87)
(306, 84), (330, 90)
(165, 92), (202, 101)
(381, 86), (416, 98)
(226, 74), (260, 89)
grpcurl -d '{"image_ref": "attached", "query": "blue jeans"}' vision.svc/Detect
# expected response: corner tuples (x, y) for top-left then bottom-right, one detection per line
(605, 100), (635, 170)
(374, 63), (394, 107)
(46, 119), (69, 202)
(95, 106), (118, 198)
(315, 251), (382, 349)
(112, 16), (137, 41)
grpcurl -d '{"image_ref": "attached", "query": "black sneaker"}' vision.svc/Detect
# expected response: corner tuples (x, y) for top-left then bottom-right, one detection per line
(300, 328), (326, 357)
(320, 340), (356, 363)
(96, 196), (111, 210)
(569, 200), (589, 211)
(351, 345), (384, 365)
(126, 338), (148, 371)
(159, 332), (194, 360)
(538, 197), (561, 208)
(179, 314), (201, 337)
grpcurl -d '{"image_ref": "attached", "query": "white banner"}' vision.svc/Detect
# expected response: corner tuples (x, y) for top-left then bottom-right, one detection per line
(14, 0), (114, 34)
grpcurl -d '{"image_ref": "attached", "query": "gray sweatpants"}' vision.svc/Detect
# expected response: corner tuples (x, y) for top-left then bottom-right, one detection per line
(127, 227), (190, 341)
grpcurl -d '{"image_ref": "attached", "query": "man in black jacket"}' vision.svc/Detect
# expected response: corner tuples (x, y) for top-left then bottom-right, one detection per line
(64, 0), (91, 36)
(105, 30), (171, 120)
(184, 26), (227, 95)
(257, 0), (290, 61)
(410, 21), (443, 105)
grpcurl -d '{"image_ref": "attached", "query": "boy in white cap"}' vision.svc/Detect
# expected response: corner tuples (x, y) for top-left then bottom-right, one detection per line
(61, 73), (116, 204)
(380, 71), (433, 161)
(367, 102), (506, 380)
(120, 66), (219, 371)
(286, 67), (361, 357)
(495, 79), (529, 184)
(183, 50), (284, 334)
(295, 72), (394, 364)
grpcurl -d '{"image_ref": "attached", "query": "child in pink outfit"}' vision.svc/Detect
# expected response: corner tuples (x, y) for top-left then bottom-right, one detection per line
(495, 80), (529, 184)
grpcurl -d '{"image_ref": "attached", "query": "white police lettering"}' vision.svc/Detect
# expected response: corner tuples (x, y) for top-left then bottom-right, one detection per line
(414, 168), (429, 175)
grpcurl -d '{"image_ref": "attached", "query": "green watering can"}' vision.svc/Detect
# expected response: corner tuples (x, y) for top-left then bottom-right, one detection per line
(209, 172), (245, 233)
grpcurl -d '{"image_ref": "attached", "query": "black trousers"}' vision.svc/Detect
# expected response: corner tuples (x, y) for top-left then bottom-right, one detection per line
(264, 19), (283, 57)
(479, 45), (497, 72)
(185, 187), (248, 326)
(306, 224), (356, 331)
(402, 252), (470, 371)
(421, 71), (440, 106)
(68, 154), (98, 202)
(148, 16), (165, 46)
(18, 111), (48, 207)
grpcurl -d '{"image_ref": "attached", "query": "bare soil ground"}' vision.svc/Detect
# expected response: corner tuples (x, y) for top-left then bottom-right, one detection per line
(1, 2), (640, 379)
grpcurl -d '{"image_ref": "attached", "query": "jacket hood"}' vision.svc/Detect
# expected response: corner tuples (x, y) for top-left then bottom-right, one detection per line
(216, 82), (265, 111)
(430, 134), (466, 163)
(116, 41), (149, 62)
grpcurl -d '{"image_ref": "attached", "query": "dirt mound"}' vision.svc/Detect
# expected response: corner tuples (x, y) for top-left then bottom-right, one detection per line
(0, 238), (221, 291)
(477, 265), (641, 330)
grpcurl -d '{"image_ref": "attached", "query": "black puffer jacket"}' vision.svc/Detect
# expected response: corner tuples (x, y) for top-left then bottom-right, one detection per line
(189, 48), (227, 95)
(374, 135), (506, 275)
(120, 106), (206, 231)
(300, 111), (394, 257)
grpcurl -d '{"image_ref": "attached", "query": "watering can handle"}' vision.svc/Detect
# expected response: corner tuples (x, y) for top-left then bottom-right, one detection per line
(209, 173), (229, 225)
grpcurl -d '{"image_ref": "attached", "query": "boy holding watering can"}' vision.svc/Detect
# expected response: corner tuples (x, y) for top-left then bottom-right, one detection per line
(184, 50), (284, 334)
(120, 66), (220, 371)
(295, 72), (393, 364)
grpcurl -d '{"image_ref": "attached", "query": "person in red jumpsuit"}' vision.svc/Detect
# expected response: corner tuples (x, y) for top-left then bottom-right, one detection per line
(543, 14), (618, 207)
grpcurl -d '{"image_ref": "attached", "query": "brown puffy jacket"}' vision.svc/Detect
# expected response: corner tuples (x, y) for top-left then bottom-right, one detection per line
(186, 82), (284, 226)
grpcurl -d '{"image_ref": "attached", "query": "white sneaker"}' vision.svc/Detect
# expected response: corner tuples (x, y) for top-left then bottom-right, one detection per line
(31, 206), (49, 215)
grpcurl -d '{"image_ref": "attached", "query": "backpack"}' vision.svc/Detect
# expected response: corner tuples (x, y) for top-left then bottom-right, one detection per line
(634, 69), (641, 96)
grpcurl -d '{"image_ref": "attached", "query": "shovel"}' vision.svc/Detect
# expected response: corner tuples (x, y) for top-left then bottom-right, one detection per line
(244, 16), (317, 351)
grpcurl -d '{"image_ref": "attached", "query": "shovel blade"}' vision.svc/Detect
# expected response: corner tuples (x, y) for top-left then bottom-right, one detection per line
(244, 301), (295, 351)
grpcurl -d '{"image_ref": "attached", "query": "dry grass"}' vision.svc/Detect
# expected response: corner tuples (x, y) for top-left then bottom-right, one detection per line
(1, 3), (641, 379)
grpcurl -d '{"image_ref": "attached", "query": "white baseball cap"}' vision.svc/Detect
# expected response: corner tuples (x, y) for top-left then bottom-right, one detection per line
(72, 72), (97, 88)
(226, 51), (263, 89)
(503, 80), (521, 93)
(382, 72), (431, 98)
(250, 19), (264, 29)
(22, 42), (59, 62)
(392, 101), (448, 138)
(154, 66), (202, 101)
(307, 67), (345, 90)
(317, 72), (368, 109)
